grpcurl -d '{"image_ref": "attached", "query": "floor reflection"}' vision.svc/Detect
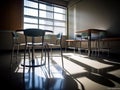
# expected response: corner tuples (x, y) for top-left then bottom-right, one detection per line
(24, 65), (80, 90)
(63, 53), (120, 90)
(0, 51), (120, 90)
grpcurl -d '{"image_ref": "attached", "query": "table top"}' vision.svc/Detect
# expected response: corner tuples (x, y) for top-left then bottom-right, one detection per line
(16, 29), (53, 34)
(0, 29), (53, 33)
(76, 29), (107, 33)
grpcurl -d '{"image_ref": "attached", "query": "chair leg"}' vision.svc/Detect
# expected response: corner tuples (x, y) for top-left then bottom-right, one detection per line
(23, 44), (27, 74)
(47, 47), (50, 69)
(10, 44), (15, 71)
(10, 43), (19, 70)
(60, 46), (64, 69)
(41, 48), (46, 65)
(41, 48), (43, 64)
(16, 44), (20, 64)
(50, 47), (53, 59)
(28, 46), (31, 66)
(46, 45), (50, 76)
(44, 46), (46, 65)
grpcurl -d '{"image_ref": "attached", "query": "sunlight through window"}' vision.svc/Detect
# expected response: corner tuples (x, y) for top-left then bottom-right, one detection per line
(24, 0), (67, 35)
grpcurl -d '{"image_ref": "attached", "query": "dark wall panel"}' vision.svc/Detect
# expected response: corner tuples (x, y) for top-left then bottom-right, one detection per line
(0, 0), (23, 50)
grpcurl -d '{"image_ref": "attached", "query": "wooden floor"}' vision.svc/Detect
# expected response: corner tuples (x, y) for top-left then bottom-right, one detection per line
(0, 50), (120, 90)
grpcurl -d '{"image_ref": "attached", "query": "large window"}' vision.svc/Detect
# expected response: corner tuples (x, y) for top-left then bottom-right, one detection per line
(24, 0), (67, 35)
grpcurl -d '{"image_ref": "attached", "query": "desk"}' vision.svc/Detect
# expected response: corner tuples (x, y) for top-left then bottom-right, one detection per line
(76, 29), (106, 57)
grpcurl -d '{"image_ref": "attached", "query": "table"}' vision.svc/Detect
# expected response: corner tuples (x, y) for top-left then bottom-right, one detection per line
(76, 29), (107, 57)
(18, 29), (53, 67)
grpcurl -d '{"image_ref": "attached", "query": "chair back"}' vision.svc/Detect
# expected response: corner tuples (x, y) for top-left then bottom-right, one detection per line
(24, 29), (45, 45)
(12, 31), (19, 39)
(56, 32), (63, 40)
(56, 32), (63, 45)
(11, 31), (20, 44)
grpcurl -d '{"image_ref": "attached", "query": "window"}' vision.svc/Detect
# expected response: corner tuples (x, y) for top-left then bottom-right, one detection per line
(24, 0), (67, 35)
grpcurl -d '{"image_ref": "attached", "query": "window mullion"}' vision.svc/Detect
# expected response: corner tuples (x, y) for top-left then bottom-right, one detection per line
(38, 2), (39, 29)
(52, 4), (54, 32)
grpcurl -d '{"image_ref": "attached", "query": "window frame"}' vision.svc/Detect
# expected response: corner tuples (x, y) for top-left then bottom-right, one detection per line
(24, 0), (67, 35)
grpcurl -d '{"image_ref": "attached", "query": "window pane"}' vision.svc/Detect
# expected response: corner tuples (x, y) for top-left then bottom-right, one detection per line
(39, 25), (53, 30)
(54, 27), (66, 35)
(24, 0), (38, 8)
(24, 0), (67, 35)
(39, 11), (53, 19)
(39, 19), (53, 25)
(24, 8), (38, 16)
(54, 13), (65, 20)
(24, 17), (38, 23)
(54, 21), (65, 27)
(54, 7), (65, 14)
(40, 3), (53, 11)
(24, 24), (38, 29)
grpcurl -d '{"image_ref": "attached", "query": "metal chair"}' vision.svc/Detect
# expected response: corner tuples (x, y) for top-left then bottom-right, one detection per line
(10, 30), (28, 70)
(46, 32), (64, 68)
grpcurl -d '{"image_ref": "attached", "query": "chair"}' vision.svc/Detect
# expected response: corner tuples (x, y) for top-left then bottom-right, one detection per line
(78, 33), (89, 54)
(46, 32), (64, 68)
(65, 39), (77, 53)
(10, 30), (28, 70)
(23, 29), (49, 68)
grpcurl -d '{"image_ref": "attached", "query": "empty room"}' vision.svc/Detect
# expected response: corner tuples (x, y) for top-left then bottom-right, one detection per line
(0, 0), (120, 90)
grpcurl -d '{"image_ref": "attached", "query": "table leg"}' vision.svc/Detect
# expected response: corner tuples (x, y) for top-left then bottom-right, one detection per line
(88, 30), (91, 57)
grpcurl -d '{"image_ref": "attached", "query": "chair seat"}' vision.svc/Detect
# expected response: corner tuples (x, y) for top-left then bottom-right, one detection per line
(48, 43), (60, 46)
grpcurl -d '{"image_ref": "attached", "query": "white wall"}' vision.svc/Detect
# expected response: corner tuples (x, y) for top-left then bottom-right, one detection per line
(68, 0), (120, 38)
(68, 0), (120, 54)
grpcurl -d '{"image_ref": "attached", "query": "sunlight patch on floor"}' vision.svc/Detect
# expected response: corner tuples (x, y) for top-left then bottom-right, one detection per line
(15, 56), (64, 79)
(67, 54), (113, 69)
(12, 51), (120, 90)
(52, 56), (87, 75)
(108, 69), (120, 78)
(77, 77), (109, 90)
(103, 59), (120, 65)
(63, 52), (88, 58)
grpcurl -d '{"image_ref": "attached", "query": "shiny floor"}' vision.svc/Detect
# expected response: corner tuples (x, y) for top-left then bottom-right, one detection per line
(0, 50), (120, 90)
